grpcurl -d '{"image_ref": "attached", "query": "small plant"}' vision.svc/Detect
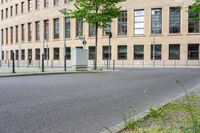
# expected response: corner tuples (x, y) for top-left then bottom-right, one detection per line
(176, 80), (197, 133)
(123, 118), (137, 130)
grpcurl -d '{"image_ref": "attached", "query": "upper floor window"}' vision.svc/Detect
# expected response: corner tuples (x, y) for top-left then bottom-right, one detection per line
(6, 28), (8, 44)
(103, 22), (111, 36)
(134, 9), (144, 35)
(89, 24), (96, 37)
(35, 21), (40, 41)
(76, 18), (83, 37)
(151, 8), (162, 34)
(54, 0), (59, 5)
(10, 6), (13, 17)
(118, 11), (127, 35)
(15, 4), (18, 15)
(188, 7), (199, 33)
(28, 0), (32, 12)
(21, 24), (25, 42)
(21, 2), (25, 13)
(44, 20), (49, 40)
(53, 18), (59, 39)
(65, 17), (71, 38)
(1, 29), (4, 44)
(10, 27), (13, 44)
(65, 0), (73, 3)
(15, 26), (18, 43)
(1, 10), (3, 20)
(44, 0), (49, 8)
(28, 23), (32, 41)
(35, 0), (40, 10)
(6, 8), (8, 18)
(169, 7), (181, 33)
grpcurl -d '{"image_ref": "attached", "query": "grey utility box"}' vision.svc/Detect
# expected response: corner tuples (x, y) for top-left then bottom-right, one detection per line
(72, 48), (88, 71)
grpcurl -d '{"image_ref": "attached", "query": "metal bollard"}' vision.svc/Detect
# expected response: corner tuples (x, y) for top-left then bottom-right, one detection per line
(113, 59), (115, 71)
(12, 52), (15, 73)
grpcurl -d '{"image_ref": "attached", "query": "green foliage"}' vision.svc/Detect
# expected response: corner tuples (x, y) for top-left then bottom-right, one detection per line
(60, 0), (121, 28)
(148, 107), (166, 119)
(188, 0), (200, 21)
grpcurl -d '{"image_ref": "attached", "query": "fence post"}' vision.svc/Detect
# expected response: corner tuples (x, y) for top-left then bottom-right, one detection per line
(41, 54), (44, 72)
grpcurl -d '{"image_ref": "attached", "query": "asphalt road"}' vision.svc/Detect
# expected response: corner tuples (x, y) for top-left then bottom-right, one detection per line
(0, 68), (200, 133)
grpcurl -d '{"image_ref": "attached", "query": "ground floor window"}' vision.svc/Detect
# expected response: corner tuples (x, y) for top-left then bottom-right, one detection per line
(65, 47), (71, 60)
(35, 49), (40, 60)
(28, 49), (32, 60)
(118, 45), (127, 60)
(44, 48), (49, 60)
(15, 50), (19, 60)
(21, 49), (25, 60)
(2, 51), (4, 60)
(53, 48), (60, 60)
(89, 46), (96, 60)
(102, 46), (111, 60)
(151, 44), (162, 60)
(169, 44), (180, 60)
(188, 44), (199, 60)
(134, 45), (144, 60)
(10, 50), (13, 60)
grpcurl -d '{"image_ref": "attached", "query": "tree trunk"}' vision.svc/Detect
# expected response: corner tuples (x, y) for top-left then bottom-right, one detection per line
(94, 22), (98, 70)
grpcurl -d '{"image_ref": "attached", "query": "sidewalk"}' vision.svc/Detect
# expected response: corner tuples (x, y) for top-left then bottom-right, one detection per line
(0, 67), (108, 78)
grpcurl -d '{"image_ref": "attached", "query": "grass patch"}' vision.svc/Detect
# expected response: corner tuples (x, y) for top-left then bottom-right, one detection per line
(120, 94), (200, 133)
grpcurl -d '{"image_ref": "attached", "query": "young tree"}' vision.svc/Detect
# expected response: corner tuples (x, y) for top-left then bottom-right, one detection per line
(60, 0), (121, 70)
(188, 0), (200, 21)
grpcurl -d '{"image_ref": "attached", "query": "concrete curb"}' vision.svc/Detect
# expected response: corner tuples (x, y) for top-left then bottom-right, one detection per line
(100, 82), (200, 133)
(0, 71), (110, 78)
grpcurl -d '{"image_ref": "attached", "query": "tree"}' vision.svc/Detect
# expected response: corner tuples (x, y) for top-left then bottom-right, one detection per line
(188, 0), (200, 21)
(60, 0), (121, 70)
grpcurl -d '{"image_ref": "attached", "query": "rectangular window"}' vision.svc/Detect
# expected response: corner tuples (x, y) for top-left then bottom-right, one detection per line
(118, 11), (127, 35)
(6, 28), (8, 44)
(28, 0), (32, 11)
(53, 48), (60, 60)
(28, 23), (32, 41)
(21, 49), (25, 60)
(6, 8), (8, 18)
(44, 20), (49, 40)
(44, 0), (48, 8)
(118, 45), (127, 60)
(15, 26), (18, 43)
(21, 24), (25, 42)
(15, 50), (19, 60)
(134, 45), (144, 60)
(188, 44), (199, 60)
(53, 18), (59, 39)
(35, 0), (40, 10)
(76, 18), (83, 37)
(1, 29), (3, 44)
(15, 4), (18, 15)
(65, 47), (71, 60)
(151, 8), (162, 34)
(188, 7), (199, 33)
(10, 50), (14, 60)
(169, 44), (180, 60)
(88, 46), (95, 60)
(103, 46), (111, 60)
(35, 21), (40, 41)
(1, 50), (4, 61)
(54, 0), (59, 5)
(21, 2), (24, 13)
(10, 6), (13, 17)
(103, 23), (111, 36)
(1, 10), (3, 20)
(169, 7), (181, 33)
(134, 9), (144, 35)
(10, 27), (13, 44)
(89, 24), (96, 37)
(65, 17), (70, 38)
(35, 48), (40, 60)
(44, 48), (49, 60)
(151, 44), (162, 60)
(28, 49), (32, 60)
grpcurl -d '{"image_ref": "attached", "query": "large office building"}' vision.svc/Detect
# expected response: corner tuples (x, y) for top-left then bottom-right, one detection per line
(0, 0), (200, 67)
